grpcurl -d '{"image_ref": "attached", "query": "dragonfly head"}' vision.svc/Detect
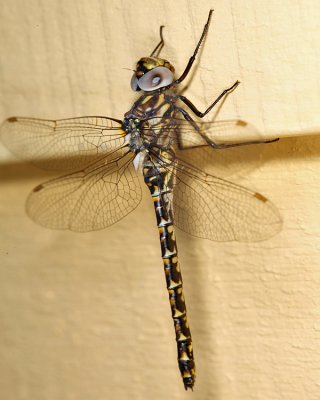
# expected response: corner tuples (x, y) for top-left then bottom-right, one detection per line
(131, 57), (175, 92)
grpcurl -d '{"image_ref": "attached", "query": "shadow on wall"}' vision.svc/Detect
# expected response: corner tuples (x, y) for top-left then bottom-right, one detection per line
(1, 133), (320, 183)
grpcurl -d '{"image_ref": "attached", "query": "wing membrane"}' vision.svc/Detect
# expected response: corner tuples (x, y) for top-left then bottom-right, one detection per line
(171, 158), (282, 242)
(176, 119), (262, 148)
(143, 117), (270, 178)
(26, 150), (141, 232)
(142, 117), (262, 149)
(2, 113), (280, 239)
(0, 116), (125, 170)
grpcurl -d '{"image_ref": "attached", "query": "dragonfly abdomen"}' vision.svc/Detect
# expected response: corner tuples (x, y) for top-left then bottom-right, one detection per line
(143, 163), (196, 390)
(161, 227), (195, 390)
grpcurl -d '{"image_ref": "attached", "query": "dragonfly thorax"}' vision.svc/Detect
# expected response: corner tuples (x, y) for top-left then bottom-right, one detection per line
(123, 117), (149, 154)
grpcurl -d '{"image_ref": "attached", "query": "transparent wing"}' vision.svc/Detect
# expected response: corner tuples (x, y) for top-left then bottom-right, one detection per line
(0, 116), (125, 170)
(26, 149), (141, 232)
(170, 158), (282, 242)
(176, 118), (263, 148)
(143, 117), (263, 148)
(143, 117), (271, 179)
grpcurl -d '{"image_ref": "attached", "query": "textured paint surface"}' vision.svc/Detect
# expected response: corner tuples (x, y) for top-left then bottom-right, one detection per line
(0, 1), (320, 399)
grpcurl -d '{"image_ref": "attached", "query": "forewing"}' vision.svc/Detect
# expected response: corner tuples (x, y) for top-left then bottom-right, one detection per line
(172, 159), (282, 242)
(0, 116), (125, 170)
(26, 150), (141, 232)
(143, 117), (262, 148)
(175, 119), (262, 148)
(143, 117), (269, 179)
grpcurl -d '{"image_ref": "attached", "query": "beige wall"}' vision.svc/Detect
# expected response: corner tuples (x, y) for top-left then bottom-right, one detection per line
(0, 1), (320, 399)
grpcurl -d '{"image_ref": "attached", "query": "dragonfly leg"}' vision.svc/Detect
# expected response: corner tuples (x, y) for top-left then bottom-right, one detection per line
(204, 136), (279, 149)
(177, 106), (279, 149)
(173, 10), (214, 85)
(150, 25), (165, 57)
(178, 80), (240, 118)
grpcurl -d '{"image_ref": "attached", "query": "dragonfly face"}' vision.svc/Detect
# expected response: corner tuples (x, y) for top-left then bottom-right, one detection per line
(130, 57), (175, 91)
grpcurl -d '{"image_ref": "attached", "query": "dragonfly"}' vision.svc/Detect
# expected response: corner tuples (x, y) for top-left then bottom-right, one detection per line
(0, 10), (282, 390)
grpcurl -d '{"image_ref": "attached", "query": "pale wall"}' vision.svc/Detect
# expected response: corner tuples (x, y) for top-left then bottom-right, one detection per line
(0, 1), (320, 399)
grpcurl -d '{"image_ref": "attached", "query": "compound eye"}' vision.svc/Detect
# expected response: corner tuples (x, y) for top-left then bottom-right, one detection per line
(130, 75), (139, 91)
(137, 66), (174, 91)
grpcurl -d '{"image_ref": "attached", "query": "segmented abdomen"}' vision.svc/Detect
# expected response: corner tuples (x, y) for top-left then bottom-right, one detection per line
(143, 162), (195, 390)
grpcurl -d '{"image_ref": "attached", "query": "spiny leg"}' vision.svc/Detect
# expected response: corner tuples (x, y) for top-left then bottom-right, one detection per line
(150, 25), (165, 57)
(178, 80), (240, 118)
(178, 104), (279, 149)
(173, 9), (214, 85)
(172, 11), (278, 147)
(206, 136), (280, 149)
